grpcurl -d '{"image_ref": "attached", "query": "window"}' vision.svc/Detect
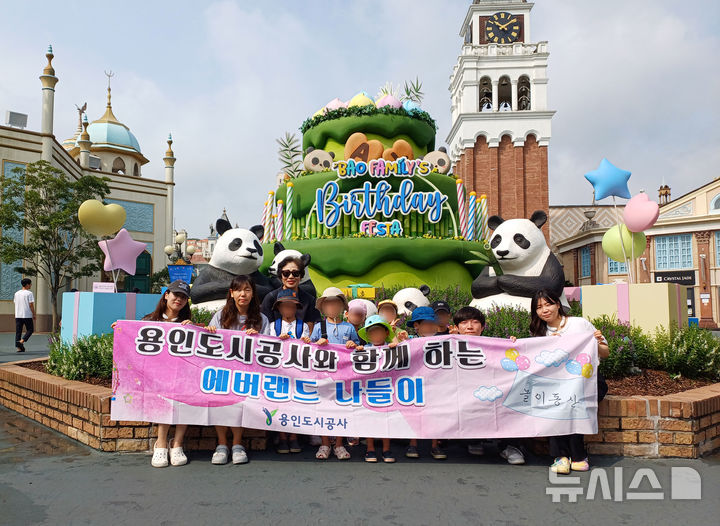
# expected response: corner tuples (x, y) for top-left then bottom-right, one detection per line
(655, 234), (692, 270)
(711, 194), (720, 212)
(608, 257), (627, 275)
(580, 246), (591, 277)
(518, 75), (531, 110)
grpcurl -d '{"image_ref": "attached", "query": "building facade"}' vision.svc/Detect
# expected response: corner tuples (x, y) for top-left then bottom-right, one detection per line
(447, 0), (554, 237)
(0, 47), (175, 331)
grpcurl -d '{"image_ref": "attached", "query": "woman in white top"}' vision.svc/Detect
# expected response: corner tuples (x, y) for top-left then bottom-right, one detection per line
(524, 289), (609, 475)
(207, 275), (269, 465)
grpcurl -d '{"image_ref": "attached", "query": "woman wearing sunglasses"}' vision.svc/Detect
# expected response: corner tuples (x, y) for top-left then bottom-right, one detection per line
(261, 255), (321, 332)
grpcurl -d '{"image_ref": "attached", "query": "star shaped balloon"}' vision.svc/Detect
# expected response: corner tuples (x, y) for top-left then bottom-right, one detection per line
(98, 228), (147, 275)
(584, 158), (632, 201)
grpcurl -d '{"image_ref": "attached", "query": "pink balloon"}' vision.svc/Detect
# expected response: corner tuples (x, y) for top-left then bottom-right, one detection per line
(516, 355), (530, 370)
(98, 228), (147, 275)
(576, 353), (591, 365)
(623, 192), (659, 232)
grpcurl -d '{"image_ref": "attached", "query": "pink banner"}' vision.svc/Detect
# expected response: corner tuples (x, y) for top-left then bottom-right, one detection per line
(111, 320), (599, 438)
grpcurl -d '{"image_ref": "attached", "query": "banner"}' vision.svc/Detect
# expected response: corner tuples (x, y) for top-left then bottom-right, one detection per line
(111, 320), (599, 438)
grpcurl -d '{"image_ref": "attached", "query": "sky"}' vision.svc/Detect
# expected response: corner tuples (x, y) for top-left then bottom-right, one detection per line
(1, 0), (718, 238)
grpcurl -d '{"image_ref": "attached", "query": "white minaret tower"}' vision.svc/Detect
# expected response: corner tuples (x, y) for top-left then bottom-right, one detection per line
(446, 0), (555, 233)
(163, 133), (176, 253)
(39, 45), (58, 162)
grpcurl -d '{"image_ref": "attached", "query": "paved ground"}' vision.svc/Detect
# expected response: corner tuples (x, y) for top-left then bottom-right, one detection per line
(0, 406), (718, 525)
(0, 332), (50, 364)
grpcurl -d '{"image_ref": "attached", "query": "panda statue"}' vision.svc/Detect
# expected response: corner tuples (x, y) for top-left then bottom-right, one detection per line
(303, 147), (335, 172)
(189, 218), (273, 312)
(392, 285), (431, 317)
(268, 242), (317, 298)
(470, 210), (567, 311)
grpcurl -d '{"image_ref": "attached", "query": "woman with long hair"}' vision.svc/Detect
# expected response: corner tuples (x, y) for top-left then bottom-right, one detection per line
(261, 255), (321, 331)
(207, 274), (269, 465)
(522, 289), (609, 474)
(112, 280), (195, 468)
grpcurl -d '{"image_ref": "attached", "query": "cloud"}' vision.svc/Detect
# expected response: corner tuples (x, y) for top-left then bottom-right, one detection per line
(535, 349), (569, 367)
(474, 385), (503, 402)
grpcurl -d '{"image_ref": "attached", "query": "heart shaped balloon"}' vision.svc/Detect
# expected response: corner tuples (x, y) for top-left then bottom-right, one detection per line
(623, 192), (659, 232)
(78, 199), (126, 237)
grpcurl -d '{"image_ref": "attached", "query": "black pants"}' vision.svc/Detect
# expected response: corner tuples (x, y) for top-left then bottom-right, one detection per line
(549, 372), (608, 461)
(15, 318), (34, 346)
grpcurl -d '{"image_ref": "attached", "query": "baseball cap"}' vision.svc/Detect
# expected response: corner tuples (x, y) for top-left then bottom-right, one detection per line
(347, 299), (368, 315)
(167, 280), (190, 297)
(431, 300), (452, 314)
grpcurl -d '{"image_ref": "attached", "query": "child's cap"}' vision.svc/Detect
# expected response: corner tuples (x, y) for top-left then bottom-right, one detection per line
(316, 287), (349, 310)
(357, 314), (396, 344)
(406, 306), (438, 328)
(347, 299), (367, 316)
(273, 289), (301, 310)
(376, 299), (398, 314)
(430, 300), (452, 314)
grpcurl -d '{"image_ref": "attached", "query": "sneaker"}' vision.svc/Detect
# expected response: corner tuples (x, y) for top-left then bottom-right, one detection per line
(211, 445), (229, 465)
(550, 456), (571, 474)
(405, 445), (419, 458)
(169, 446), (187, 466)
(467, 442), (484, 456)
(431, 447), (447, 460)
(231, 445), (248, 464)
(288, 439), (302, 453)
(500, 445), (525, 465)
(276, 440), (290, 454)
(364, 451), (378, 463)
(151, 443), (169, 468)
(382, 450), (396, 463)
(571, 458), (590, 471)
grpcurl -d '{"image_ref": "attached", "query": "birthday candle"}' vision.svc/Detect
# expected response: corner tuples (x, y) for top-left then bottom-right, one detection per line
(285, 182), (294, 240)
(475, 195), (482, 242)
(480, 194), (490, 241)
(276, 201), (284, 242)
(456, 179), (467, 239)
(264, 191), (274, 242)
(468, 191), (476, 240)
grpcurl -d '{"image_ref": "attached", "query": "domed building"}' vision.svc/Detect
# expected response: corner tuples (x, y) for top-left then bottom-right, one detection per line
(64, 81), (149, 175)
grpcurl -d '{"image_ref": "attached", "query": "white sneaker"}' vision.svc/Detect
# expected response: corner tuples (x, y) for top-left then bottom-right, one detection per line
(211, 445), (229, 465)
(500, 445), (525, 465)
(151, 443), (169, 468)
(170, 446), (187, 466)
(232, 445), (248, 464)
(467, 443), (484, 456)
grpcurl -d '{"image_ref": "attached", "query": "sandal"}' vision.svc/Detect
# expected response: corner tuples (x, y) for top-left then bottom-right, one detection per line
(169, 446), (187, 466)
(315, 445), (331, 460)
(151, 442), (169, 468)
(334, 445), (351, 460)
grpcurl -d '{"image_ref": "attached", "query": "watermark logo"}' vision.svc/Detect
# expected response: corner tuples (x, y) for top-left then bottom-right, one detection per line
(546, 466), (701, 502)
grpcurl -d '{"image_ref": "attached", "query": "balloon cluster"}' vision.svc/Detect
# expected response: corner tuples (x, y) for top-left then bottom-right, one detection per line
(565, 353), (594, 378)
(501, 348), (530, 372)
(584, 159), (660, 282)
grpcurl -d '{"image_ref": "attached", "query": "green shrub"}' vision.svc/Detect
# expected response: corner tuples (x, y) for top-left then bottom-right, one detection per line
(191, 307), (216, 327)
(481, 306), (532, 339)
(655, 326), (720, 380)
(46, 333), (114, 381)
(589, 315), (641, 379)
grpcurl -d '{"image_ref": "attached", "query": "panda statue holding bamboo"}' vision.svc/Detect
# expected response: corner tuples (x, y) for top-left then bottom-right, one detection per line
(189, 218), (273, 312)
(470, 210), (567, 311)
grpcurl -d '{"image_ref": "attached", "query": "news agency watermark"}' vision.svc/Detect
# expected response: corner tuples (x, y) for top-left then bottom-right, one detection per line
(546, 466), (702, 502)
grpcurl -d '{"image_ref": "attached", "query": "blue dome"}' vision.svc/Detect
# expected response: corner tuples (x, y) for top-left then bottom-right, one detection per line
(85, 120), (142, 154)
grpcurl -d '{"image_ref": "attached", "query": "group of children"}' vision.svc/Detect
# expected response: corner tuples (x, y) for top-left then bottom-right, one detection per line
(128, 260), (607, 475)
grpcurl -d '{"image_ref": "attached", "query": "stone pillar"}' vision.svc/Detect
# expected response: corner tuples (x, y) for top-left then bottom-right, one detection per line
(511, 79), (518, 111)
(694, 231), (717, 328)
(164, 134), (176, 258)
(491, 80), (499, 112)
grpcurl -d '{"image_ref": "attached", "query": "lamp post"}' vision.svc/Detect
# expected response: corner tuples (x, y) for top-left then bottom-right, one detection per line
(164, 230), (196, 264)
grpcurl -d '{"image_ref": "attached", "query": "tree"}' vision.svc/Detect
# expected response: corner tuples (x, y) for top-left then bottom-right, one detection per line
(276, 132), (303, 179)
(0, 160), (111, 331)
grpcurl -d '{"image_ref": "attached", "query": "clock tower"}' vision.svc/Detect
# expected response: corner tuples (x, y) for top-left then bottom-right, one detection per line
(446, 0), (555, 238)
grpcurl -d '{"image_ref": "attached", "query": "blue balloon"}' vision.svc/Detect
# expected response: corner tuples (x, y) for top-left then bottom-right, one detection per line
(501, 358), (519, 372)
(565, 359), (582, 376)
(584, 158), (631, 200)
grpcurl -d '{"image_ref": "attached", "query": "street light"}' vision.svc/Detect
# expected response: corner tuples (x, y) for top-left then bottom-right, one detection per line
(165, 230), (193, 264)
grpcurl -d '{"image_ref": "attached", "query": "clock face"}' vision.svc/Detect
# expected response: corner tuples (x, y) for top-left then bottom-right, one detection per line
(485, 12), (521, 44)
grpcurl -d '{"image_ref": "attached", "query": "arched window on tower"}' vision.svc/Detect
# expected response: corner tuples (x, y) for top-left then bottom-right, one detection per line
(518, 75), (531, 111)
(479, 76), (492, 112)
(112, 157), (126, 175)
(133, 163), (139, 177)
(498, 75), (511, 111)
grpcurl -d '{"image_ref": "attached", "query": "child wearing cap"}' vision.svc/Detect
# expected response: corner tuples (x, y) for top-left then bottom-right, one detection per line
(431, 300), (456, 335)
(376, 300), (408, 342)
(356, 315), (397, 463)
(405, 306), (446, 460)
(112, 280), (195, 469)
(345, 299), (369, 345)
(311, 287), (359, 461)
